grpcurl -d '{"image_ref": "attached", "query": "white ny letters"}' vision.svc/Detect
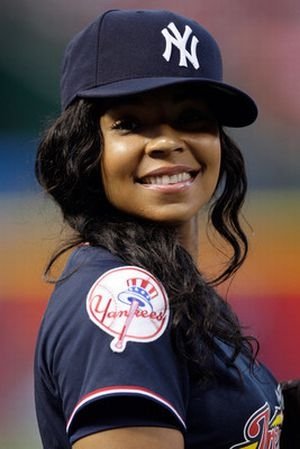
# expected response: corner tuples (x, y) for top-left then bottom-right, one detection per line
(161, 22), (200, 70)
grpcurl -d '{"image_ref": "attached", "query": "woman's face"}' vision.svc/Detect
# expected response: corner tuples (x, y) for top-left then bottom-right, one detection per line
(99, 86), (221, 224)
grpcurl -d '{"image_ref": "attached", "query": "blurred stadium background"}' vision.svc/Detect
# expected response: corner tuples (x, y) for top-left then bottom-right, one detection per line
(1, 0), (299, 447)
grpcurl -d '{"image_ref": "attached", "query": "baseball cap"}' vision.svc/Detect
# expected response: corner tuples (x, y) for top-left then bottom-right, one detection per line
(60, 9), (258, 127)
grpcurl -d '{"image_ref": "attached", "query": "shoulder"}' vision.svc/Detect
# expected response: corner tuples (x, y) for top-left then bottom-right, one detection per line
(35, 246), (186, 443)
(63, 244), (124, 274)
(53, 245), (126, 299)
(37, 245), (171, 352)
(35, 246), (127, 349)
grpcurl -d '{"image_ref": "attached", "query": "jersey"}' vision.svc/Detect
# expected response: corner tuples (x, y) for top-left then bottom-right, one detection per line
(34, 245), (283, 448)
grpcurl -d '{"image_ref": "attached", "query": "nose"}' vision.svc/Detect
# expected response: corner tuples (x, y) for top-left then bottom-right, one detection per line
(144, 124), (184, 158)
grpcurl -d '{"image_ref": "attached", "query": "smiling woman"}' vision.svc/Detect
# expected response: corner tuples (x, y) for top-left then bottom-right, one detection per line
(99, 87), (221, 225)
(34, 9), (284, 449)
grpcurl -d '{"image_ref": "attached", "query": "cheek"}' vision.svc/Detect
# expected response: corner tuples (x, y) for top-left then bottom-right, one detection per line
(100, 156), (122, 208)
(100, 141), (118, 201)
(210, 139), (222, 178)
(193, 135), (222, 197)
(208, 140), (222, 192)
(100, 139), (127, 186)
(100, 137), (140, 206)
(101, 135), (142, 177)
(189, 134), (221, 171)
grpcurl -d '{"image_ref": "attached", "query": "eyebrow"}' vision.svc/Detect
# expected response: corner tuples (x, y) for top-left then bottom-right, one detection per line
(105, 86), (209, 111)
(106, 96), (143, 109)
(172, 87), (208, 103)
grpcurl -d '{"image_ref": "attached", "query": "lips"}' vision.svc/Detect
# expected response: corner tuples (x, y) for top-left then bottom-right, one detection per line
(137, 166), (200, 186)
(140, 172), (193, 185)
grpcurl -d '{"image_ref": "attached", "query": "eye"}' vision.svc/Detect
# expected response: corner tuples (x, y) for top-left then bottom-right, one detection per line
(175, 108), (215, 130)
(111, 116), (140, 133)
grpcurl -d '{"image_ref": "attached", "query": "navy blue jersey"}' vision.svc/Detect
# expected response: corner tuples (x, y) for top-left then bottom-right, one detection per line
(34, 246), (283, 448)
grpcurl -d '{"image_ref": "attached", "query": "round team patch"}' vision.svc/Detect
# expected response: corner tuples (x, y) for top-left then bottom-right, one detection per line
(86, 266), (170, 352)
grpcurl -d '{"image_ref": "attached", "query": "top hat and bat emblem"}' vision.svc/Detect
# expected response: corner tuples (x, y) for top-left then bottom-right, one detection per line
(86, 266), (170, 352)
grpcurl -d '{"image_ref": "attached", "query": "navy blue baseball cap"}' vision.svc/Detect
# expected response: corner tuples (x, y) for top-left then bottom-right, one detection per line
(60, 9), (258, 127)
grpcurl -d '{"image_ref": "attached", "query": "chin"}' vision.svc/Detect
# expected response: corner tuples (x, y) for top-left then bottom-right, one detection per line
(156, 204), (203, 223)
(141, 210), (199, 225)
(116, 202), (203, 225)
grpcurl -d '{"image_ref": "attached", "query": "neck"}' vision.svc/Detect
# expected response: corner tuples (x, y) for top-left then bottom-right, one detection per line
(176, 216), (200, 265)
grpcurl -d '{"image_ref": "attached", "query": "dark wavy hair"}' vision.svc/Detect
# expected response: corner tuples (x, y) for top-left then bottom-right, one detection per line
(35, 98), (257, 381)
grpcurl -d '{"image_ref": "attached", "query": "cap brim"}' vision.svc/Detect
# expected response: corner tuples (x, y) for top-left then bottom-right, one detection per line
(78, 77), (258, 127)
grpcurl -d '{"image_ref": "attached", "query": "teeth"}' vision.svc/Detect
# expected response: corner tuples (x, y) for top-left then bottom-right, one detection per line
(182, 172), (191, 181)
(142, 172), (192, 185)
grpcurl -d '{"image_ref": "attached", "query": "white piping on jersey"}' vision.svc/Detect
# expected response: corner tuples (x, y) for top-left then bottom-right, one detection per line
(66, 385), (186, 433)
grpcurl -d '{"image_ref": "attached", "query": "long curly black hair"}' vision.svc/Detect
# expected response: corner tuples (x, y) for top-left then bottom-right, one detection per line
(35, 98), (257, 382)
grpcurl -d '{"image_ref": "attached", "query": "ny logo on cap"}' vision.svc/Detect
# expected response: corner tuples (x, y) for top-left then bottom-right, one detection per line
(161, 22), (200, 70)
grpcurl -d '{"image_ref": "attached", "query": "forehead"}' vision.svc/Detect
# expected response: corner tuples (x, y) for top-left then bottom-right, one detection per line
(102, 85), (211, 111)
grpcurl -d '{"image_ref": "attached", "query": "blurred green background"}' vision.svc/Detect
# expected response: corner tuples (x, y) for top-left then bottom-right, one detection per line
(1, 1), (299, 448)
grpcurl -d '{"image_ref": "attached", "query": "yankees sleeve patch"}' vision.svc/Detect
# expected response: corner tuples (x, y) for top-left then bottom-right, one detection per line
(86, 266), (170, 352)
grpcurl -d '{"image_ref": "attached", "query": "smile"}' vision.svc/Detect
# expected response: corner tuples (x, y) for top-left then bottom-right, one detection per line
(139, 171), (196, 186)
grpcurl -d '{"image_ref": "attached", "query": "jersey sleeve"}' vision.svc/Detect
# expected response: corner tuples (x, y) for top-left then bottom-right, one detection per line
(35, 246), (188, 445)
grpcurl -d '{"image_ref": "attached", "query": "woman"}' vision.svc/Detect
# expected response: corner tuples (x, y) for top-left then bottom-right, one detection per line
(34, 9), (283, 449)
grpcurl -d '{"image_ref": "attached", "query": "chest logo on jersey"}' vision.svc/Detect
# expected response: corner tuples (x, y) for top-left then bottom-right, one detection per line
(86, 266), (170, 352)
(230, 402), (283, 449)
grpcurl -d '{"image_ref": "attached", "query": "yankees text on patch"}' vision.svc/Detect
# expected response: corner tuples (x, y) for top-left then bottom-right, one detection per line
(86, 266), (170, 352)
